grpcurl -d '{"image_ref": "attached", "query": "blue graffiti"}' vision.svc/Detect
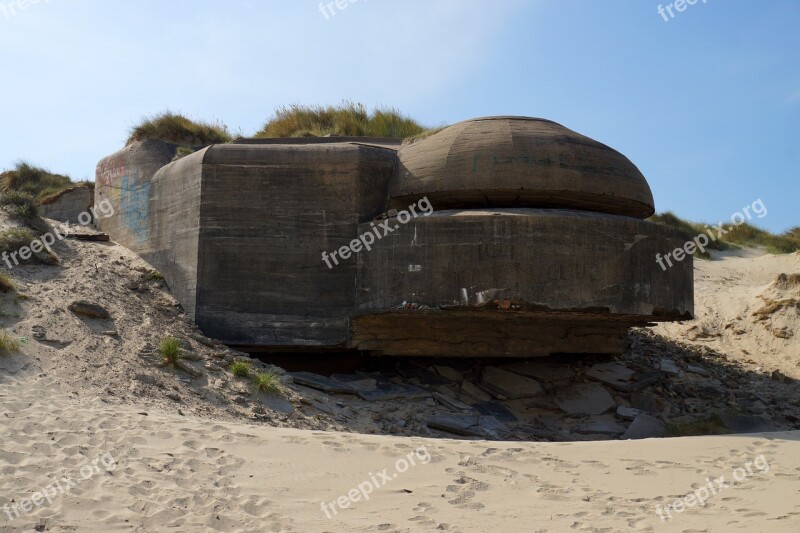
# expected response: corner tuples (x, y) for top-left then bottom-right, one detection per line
(120, 175), (150, 243)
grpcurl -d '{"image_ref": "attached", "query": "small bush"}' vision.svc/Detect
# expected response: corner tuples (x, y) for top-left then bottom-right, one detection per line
(0, 191), (40, 220)
(253, 371), (281, 394)
(230, 361), (251, 378)
(127, 111), (232, 147)
(255, 102), (427, 139)
(0, 330), (21, 354)
(159, 336), (183, 367)
(0, 162), (73, 200)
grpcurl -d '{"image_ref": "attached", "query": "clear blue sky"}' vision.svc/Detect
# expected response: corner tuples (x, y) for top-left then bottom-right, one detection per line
(1, 0), (797, 232)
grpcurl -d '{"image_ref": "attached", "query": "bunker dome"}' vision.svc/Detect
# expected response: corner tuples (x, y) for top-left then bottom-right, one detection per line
(95, 116), (693, 357)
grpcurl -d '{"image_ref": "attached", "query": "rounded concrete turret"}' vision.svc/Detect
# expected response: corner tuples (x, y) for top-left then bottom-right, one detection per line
(392, 117), (655, 218)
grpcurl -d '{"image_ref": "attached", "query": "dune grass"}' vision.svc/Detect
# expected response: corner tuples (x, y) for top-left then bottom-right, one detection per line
(648, 212), (800, 257)
(0, 330), (22, 355)
(127, 111), (232, 147)
(0, 162), (74, 202)
(255, 102), (427, 139)
(230, 361), (251, 378)
(0, 228), (36, 254)
(0, 190), (41, 220)
(159, 336), (183, 367)
(253, 371), (282, 394)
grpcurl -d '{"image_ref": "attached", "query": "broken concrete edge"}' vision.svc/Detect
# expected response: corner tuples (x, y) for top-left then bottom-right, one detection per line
(39, 183), (95, 205)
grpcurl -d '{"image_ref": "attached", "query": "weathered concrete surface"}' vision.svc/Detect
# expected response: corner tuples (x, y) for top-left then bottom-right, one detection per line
(350, 313), (631, 356)
(40, 184), (94, 223)
(96, 139), (178, 247)
(94, 116), (694, 356)
(350, 208), (692, 356)
(142, 150), (205, 318)
(194, 143), (395, 346)
(356, 209), (693, 317)
(393, 117), (655, 218)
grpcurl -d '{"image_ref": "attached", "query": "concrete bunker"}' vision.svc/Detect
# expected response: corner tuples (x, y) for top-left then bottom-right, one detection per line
(96, 116), (693, 356)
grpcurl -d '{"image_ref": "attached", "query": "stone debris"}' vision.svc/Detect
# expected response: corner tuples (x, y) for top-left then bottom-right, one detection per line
(555, 383), (616, 416)
(330, 375), (377, 392)
(472, 401), (517, 422)
(288, 372), (356, 394)
(718, 412), (777, 434)
(659, 358), (680, 375)
(586, 362), (636, 389)
(460, 380), (493, 402)
(357, 383), (430, 402)
(432, 392), (474, 413)
(622, 414), (666, 440)
(616, 405), (642, 420)
(424, 415), (509, 439)
(432, 365), (464, 382)
(68, 300), (111, 319)
(576, 419), (628, 436)
(500, 361), (574, 382)
(480, 366), (543, 399)
(686, 364), (710, 377)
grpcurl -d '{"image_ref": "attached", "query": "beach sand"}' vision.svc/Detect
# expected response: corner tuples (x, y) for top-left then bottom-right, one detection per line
(2, 372), (799, 532)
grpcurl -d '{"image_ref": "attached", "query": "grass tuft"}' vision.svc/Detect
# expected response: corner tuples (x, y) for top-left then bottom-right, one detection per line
(159, 336), (183, 367)
(0, 162), (74, 201)
(0, 228), (36, 254)
(230, 361), (251, 378)
(0, 330), (22, 354)
(648, 212), (800, 258)
(127, 111), (232, 147)
(253, 371), (282, 394)
(255, 102), (427, 139)
(0, 191), (40, 220)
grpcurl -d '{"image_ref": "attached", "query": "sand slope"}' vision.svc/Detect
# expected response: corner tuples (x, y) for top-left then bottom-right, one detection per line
(1, 372), (799, 532)
(655, 250), (800, 379)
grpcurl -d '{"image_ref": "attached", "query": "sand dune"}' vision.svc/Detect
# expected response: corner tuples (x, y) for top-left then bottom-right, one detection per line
(1, 371), (799, 532)
(655, 250), (800, 379)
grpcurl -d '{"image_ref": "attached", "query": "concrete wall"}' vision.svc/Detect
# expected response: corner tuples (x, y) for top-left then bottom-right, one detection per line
(194, 143), (395, 346)
(141, 151), (205, 318)
(351, 208), (693, 356)
(95, 140), (178, 249)
(40, 185), (94, 223)
(356, 209), (693, 318)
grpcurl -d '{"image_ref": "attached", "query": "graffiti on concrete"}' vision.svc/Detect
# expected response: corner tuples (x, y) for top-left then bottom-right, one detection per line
(119, 174), (150, 243)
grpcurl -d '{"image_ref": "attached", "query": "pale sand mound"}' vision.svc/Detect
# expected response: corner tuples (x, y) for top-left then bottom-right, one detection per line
(655, 250), (800, 379)
(1, 375), (798, 532)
